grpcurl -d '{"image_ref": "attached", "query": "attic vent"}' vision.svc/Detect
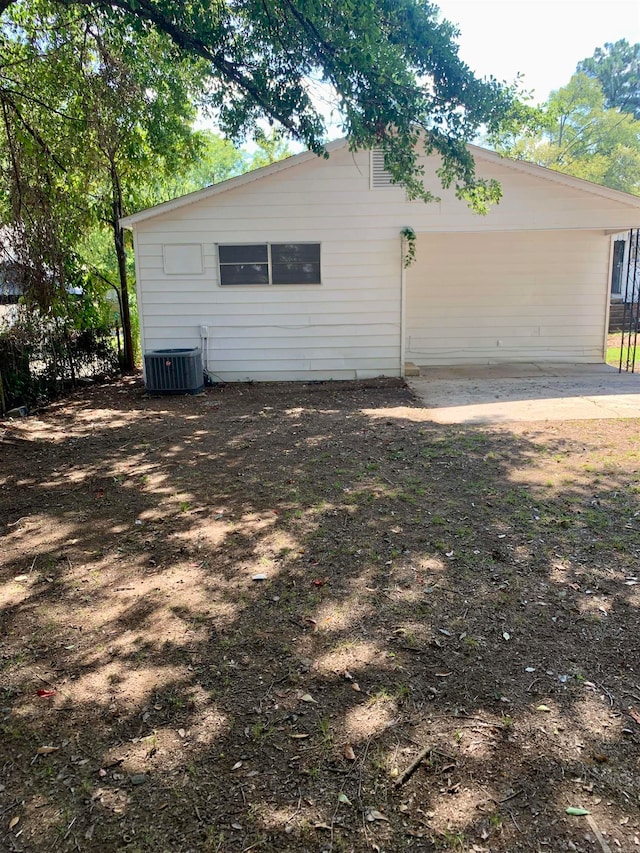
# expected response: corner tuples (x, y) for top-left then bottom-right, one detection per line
(370, 149), (395, 188)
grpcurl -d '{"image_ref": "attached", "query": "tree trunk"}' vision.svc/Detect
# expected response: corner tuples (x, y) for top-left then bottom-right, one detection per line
(110, 160), (134, 371)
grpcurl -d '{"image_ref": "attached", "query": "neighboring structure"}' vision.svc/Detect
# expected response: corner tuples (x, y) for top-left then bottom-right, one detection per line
(0, 262), (24, 326)
(121, 140), (640, 382)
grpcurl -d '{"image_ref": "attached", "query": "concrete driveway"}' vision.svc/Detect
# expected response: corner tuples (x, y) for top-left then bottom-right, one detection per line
(407, 363), (640, 424)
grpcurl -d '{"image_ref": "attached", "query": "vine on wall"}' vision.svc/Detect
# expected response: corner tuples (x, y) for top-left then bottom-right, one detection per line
(401, 226), (416, 268)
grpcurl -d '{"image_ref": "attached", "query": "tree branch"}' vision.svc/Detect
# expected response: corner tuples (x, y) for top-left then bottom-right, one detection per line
(64, 0), (306, 141)
(1, 93), (68, 172)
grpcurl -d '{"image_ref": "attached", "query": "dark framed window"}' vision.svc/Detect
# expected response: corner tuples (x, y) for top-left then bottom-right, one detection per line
(218, 244), (269, 285)
(271, 243), (321, 284)
(218, 243), (321, 286)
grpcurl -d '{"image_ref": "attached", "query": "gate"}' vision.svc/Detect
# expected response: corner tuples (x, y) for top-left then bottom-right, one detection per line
(619, 229), (640, 373)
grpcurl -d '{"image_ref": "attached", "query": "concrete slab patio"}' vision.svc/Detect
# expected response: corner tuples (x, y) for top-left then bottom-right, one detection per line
(407, 363), (640, 424)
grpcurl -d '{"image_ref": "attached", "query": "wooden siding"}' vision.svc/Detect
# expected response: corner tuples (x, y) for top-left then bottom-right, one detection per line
(406, 231), (610, 365)
(133, 146), (638, 379)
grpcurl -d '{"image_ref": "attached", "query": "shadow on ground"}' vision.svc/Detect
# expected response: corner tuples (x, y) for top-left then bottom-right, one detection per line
(1, 376), (639, 852)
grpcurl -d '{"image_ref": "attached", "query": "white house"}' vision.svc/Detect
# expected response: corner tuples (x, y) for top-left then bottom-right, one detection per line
(121, 140), (640, 382)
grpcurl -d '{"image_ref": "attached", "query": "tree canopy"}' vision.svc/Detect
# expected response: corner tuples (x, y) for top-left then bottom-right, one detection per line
(0, 2), (213, 366)
(491, 68), (640, 197)
(577, 39), (640, 119)
(0, 0), (517, 207)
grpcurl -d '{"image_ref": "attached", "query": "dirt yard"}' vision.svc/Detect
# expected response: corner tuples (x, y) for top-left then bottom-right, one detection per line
(1, 376), (640, 853)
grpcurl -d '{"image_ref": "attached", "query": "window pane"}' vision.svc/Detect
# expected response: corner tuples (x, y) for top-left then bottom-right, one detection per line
(271, 244), (321, 284)
(220, 263), (269, 285)
(271, 243), (320, 265)
(219, 244), (268, 264)
(272, 263), (321, 284)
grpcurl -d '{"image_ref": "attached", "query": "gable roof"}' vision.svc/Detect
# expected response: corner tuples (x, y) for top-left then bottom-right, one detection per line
(120, 137), (640, 228)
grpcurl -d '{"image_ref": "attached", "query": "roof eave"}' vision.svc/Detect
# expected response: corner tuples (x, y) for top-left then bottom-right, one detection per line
(469, 144), (640, 210)
(120, 136), (640, 229)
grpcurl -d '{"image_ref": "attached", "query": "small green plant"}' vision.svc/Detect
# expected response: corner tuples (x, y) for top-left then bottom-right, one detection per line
(401, 226), (417, 267)
(317, 717), (333, 745)
(462, 635), (480, 651)
(439, 827), (466, 849)
(204, 826), (225, 850)
(489, 812), (503, 828)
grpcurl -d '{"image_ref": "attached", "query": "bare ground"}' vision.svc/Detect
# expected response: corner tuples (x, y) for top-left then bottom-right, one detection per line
(1, 376), (639, 853)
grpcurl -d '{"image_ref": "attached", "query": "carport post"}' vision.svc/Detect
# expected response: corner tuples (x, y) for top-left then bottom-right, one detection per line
(603, 235), (615, 363)
(400, 232), (407, 378)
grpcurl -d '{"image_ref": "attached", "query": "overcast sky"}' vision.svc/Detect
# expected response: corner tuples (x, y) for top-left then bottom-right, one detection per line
(436, 0), (640, 103)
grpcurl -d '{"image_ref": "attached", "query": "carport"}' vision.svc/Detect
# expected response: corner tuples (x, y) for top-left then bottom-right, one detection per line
(404, 230), (612, 368)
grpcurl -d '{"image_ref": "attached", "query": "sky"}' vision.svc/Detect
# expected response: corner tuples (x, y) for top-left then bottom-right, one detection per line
(435, 0), (640, 103)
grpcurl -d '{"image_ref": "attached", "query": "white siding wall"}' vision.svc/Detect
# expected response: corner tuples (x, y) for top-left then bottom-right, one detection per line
(406, 231), (611, 365)
(133, 146), (638, 379)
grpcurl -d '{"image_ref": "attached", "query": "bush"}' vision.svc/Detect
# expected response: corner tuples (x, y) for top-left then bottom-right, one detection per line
(0, 305), (119, 412)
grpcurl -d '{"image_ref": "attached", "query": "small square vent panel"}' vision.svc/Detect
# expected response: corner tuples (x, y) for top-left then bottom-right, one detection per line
(144, 347), (203, 394)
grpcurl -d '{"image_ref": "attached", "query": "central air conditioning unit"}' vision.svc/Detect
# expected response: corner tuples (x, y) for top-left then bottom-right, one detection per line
(144, 347), (204, 394)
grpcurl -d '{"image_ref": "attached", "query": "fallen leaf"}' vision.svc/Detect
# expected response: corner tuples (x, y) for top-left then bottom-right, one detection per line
(344, 744), (356, 761)
(566, 806), (590, 816)
(9, 816), (19, 831)
(338, 793), (352, 805)
(290, 733), (310, 739)
(351, 682), (361, 692)
(231, 761), (243, 771)
(629, 707), (640, 726)
(536, 705), (551, 713)
(311, 579), (327, 587)
(36, 746), (59, 755)
(36, 689), (56, 698)
(366, 809), (389, 823)
(300, 693), (317, 704)
(592, 753), (608, 763)
(314, 823), (331, 831)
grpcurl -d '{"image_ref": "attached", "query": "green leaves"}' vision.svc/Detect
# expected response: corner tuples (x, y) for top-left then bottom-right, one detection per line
(492, 68), (640, 196)
(578, 39), (640, 119)
(2, 0), (517, 209)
